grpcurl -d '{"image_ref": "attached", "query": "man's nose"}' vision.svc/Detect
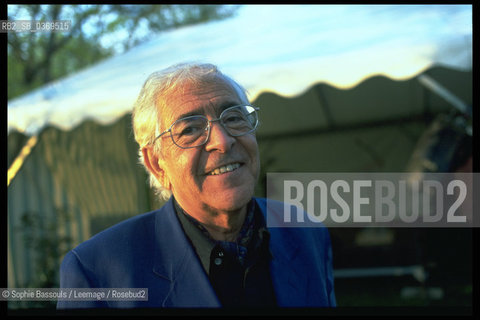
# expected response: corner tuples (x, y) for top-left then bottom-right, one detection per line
(204, 120), (235, 152)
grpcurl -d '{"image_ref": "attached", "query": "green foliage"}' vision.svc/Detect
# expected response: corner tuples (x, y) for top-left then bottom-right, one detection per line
(17, 210), (73, 288)
(10, 208), (73, 309)
(7, 4), (239, 100)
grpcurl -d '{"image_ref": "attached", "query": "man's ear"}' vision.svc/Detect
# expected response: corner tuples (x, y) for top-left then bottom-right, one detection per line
(142, 145), (171, 190)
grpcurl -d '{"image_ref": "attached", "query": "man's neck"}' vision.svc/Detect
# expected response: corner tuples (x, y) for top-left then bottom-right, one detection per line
(200, 210), (246, 242)
(174, 198), (247, 242)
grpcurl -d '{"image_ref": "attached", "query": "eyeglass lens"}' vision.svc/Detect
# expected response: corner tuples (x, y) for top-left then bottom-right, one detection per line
(171, 105), (258, 148)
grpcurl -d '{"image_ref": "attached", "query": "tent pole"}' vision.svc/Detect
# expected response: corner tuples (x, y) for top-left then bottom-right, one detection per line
(417, 74), (469, 115)
(7, 135), (38, 187)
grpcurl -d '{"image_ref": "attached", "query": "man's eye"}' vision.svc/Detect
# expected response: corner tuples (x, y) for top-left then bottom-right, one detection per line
(180, 125), (202, 136)
(224, 113), (246, 124)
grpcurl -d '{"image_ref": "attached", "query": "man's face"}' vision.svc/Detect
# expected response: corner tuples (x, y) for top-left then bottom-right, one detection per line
(156, 76), (260, 216)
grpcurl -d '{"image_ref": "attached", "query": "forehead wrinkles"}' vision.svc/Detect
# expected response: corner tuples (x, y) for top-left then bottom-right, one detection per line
(163, 80), (240, 121)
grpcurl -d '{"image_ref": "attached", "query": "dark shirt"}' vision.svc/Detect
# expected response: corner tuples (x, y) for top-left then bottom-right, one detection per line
(173, 198), (277, 307)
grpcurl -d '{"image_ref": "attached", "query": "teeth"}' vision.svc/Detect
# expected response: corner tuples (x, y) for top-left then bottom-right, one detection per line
(209, 163), (241, 175)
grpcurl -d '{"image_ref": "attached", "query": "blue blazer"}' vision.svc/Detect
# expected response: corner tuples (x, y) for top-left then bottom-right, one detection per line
(57, 198), (336, 308)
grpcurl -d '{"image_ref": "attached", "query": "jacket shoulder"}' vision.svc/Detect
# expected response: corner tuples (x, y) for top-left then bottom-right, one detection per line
(74, 210), (158, 255)
(61, 208), (163, 285)
(255, 197), (330, 233)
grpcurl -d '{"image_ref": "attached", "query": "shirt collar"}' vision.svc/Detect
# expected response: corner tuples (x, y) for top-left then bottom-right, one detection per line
(173, 197), (270, 270)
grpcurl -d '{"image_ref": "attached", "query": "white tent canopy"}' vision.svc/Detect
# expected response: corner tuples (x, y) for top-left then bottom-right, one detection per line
(8, 4), (472, 136)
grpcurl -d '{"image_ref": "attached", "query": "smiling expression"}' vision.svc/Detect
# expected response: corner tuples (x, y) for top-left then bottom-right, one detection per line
(155, 75), (260, 218)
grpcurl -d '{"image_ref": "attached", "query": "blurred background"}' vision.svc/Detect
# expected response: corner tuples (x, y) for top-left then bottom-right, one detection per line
(7, 4), (472, 310)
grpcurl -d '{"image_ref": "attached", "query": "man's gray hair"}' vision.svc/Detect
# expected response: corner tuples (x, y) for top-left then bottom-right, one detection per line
(131, 62), (249, 200)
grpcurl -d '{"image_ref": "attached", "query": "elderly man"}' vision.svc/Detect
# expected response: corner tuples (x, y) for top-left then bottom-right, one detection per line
(58, 63), (336, 308)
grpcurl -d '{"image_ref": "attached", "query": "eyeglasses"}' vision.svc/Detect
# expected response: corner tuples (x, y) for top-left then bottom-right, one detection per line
(153, 104), (260, 149)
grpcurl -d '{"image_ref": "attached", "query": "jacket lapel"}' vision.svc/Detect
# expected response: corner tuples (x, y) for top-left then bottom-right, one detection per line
(148, 197), (317, 307)
(268, 227), (309, 306)
(257, 198), (309, 306)
(151, 199), (221, 307)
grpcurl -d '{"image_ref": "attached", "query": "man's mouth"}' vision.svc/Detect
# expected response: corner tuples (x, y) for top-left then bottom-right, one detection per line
(208, 163), (241, 176)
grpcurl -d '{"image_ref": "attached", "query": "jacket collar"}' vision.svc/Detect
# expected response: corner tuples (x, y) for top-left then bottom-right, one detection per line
(152, 198), (221, 307)
(150, 197), (311, 307)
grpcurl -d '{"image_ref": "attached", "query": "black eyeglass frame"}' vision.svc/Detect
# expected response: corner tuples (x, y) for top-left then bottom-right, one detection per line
(152, 104), (260, 149)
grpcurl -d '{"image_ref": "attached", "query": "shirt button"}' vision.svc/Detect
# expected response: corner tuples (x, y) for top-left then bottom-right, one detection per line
(214, 257), (223, 265)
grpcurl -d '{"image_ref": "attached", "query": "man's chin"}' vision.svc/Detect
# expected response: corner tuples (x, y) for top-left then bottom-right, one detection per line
(210, 187), (254, 212)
